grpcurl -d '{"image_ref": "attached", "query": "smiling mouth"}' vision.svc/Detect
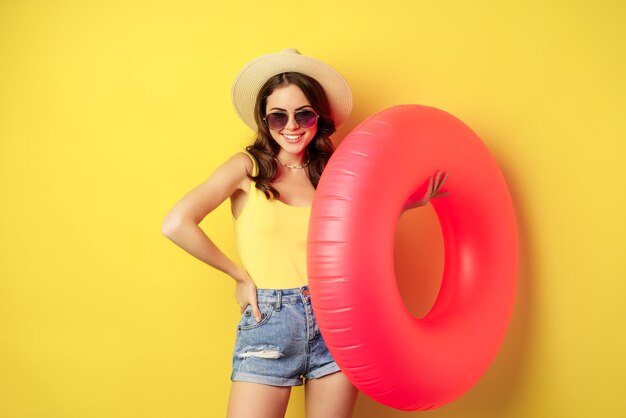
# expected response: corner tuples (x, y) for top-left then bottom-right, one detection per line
(283, 133), (303, 142)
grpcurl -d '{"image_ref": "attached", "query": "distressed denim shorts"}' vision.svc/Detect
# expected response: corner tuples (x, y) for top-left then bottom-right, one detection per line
(231, 285), (341, 386)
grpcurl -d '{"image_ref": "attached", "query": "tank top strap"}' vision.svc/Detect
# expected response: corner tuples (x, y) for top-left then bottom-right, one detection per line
(241, 149), (259, 177)
(240, 150), (261, 211)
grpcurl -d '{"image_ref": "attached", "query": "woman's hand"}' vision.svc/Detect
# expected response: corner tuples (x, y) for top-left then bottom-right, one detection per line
(233, 267), (262, 322)
(402, 171), (449, 211)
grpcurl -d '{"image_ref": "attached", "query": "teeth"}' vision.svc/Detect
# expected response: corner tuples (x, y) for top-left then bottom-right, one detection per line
(284, 134), (302, 140)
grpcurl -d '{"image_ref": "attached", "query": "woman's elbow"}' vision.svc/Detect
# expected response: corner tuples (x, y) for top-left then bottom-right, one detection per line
(162, 214), (183, 239)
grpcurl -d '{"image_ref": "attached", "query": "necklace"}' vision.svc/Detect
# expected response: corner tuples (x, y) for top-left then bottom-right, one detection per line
(275, 157), (310, 169)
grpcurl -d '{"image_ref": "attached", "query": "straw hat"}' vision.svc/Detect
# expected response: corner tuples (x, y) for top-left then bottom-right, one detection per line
(231, 48), (352, 131)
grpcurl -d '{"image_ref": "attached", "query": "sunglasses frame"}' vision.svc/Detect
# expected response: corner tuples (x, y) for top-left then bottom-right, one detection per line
(263, 109), (319, 131)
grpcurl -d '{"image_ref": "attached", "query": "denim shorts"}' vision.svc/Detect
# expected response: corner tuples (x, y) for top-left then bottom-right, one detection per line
(231, 285), (341, 386)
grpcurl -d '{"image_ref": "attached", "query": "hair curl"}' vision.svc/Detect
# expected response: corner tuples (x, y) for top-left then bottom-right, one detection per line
(245, 72), (336, 199)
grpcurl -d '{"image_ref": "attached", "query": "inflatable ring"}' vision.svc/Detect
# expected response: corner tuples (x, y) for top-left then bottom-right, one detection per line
(308, 105), (518, 411)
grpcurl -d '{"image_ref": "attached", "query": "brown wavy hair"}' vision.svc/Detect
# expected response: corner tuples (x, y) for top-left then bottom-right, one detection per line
(245, 72), (336, 199)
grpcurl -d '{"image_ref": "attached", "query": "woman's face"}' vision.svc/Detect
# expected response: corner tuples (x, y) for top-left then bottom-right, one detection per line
(264, 83), (318, 157)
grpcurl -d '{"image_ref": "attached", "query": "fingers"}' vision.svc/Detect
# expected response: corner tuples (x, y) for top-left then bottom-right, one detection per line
(235, 273), (261, 322)
(432, 171), (449, 196)
(247, 283), (261, 322)
(434, 170), (442, 184)
(437, 171), (448, 188)
(238, 303), (261, 322)
(433, 171), (446, 186)
(250, 303), (262, 323)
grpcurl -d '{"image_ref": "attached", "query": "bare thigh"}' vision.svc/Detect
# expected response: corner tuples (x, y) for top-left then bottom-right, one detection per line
(304, 371), (358, 418)
(226, 381), (292, 418)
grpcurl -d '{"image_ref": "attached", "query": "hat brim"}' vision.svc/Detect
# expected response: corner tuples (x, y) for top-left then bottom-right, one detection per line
(231, 50), (352, 131)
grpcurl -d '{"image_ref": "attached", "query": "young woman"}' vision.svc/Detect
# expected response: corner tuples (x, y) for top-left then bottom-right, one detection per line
(162, 49), (359, 418)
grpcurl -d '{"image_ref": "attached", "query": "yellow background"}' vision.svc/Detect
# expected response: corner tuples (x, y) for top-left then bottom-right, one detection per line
(1, 0), (625, 417)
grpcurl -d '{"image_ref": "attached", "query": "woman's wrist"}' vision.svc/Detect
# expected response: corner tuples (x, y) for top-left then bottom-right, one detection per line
(230, 266), (249, 284)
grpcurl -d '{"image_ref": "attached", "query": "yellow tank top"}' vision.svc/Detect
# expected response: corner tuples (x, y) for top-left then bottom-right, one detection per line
(232, 151), (311, 289)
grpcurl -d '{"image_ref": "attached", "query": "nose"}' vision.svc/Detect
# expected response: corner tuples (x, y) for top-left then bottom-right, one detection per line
(284, 113), (300, 130)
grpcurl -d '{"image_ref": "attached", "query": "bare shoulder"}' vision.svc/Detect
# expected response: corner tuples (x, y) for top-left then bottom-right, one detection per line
(225, 152), (254, 191)
(229, 151), (254, 172)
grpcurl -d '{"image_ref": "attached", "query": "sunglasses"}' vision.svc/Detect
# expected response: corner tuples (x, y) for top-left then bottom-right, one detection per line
(263, 109), (319, 131)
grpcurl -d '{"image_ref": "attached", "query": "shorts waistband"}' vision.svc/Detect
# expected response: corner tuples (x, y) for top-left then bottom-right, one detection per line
(256, 286), (310, 310)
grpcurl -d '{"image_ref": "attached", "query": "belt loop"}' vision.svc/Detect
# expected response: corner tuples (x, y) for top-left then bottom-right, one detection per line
(275, 289), (282, 311)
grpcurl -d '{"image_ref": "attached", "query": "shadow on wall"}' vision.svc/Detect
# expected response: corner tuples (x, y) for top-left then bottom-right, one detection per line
(333, 134), (534, 418)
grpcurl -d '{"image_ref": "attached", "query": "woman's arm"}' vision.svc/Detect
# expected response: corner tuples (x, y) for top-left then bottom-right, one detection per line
(162, 152), (262, 321)
(162, 152), (252, 283)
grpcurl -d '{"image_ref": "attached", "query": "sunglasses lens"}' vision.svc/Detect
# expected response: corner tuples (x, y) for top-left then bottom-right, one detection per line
(295, 110), (318, 128)
(265, 113), (289, 130)
(265, 110), (319, 130)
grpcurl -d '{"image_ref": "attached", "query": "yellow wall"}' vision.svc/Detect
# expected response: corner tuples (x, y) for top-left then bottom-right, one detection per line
(1, 0), (624, 417)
